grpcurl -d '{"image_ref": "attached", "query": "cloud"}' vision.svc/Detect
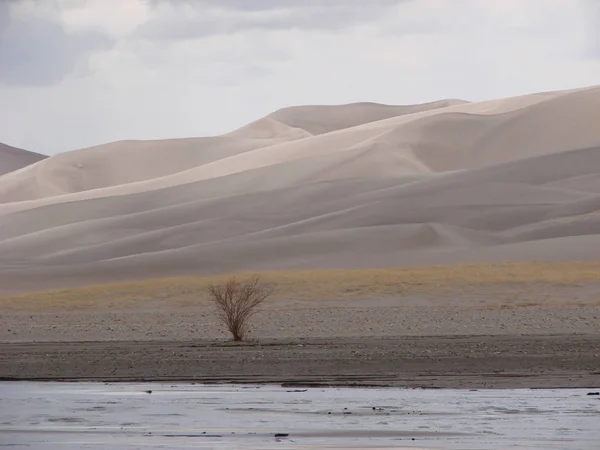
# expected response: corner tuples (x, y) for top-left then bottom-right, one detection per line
(58, 0), (151, 38)
(139, 0), (406, 40)
(147, 0), (401, 12)
(585, 0), (600, 58)
(0, 1), (112, 86)
(0, 2), (10, 33)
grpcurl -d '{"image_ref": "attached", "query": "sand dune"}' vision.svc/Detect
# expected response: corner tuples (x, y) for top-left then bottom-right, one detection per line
(0, 142), (46, 176)
(0, 85), (599, 295)
(264, 99), (468, 135)
(0, 86), (594, 212)
(0, 136), (295, 203)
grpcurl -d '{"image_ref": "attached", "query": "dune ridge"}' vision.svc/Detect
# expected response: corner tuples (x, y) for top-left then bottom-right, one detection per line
(0, 142), (47, 176)
(0, 85), (599, 295)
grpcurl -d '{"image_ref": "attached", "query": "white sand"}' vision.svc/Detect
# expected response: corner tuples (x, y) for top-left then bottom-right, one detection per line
(1, 85), (600, 294)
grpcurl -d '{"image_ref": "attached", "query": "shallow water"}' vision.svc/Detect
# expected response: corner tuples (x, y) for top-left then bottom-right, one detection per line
(0, 382), (598, 449)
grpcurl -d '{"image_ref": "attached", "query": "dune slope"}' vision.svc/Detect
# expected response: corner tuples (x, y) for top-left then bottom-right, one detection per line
(0, 143), (47, 176)
(0, 86), (599, 295)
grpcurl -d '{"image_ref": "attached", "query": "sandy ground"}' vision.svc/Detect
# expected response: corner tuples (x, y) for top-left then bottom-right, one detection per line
(2, 301), (600, 342)
(2, 296), (599, 388)
(2, 335), (598, 389)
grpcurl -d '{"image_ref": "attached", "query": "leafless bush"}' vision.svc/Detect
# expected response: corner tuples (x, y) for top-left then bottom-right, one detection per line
(207, 275), (273, 341)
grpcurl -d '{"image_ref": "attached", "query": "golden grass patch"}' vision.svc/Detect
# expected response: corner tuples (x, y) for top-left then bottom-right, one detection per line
(2, 261), (600, 311)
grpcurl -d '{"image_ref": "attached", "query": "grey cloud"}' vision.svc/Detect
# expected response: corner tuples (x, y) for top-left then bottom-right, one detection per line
(140, 0), (406, 40)
(0, 1), (13, 33)
(207, 0), (402, 11)
(0, 3), (112, 86)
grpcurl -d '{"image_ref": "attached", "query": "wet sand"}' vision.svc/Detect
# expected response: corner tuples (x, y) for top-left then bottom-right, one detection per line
(2, 335), (599, 389)
(3, 382), (599, 449)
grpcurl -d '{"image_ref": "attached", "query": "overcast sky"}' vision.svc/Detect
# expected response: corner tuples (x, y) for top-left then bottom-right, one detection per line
(1, 0), (599, 155)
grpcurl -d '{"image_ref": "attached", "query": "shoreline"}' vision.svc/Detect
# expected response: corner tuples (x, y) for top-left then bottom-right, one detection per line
(2, 378), (599, 390)
(2, 334), (599, 389)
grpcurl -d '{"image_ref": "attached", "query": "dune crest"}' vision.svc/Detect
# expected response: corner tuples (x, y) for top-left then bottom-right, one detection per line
(0, 142), (47, 176)
(0, 85), (599, 295)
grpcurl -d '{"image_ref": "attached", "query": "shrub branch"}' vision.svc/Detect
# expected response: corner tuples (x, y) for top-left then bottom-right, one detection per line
(208, 275), (272, 341)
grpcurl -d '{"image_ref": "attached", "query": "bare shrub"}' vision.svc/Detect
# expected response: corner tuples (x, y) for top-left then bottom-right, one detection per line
(208, 275), (273, 341)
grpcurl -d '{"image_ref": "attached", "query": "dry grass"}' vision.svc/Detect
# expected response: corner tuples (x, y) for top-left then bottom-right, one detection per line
(2, 261), (600, 312)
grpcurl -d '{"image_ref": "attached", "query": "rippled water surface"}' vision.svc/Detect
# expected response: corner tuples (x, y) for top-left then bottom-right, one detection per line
(1, 382), (598, 449)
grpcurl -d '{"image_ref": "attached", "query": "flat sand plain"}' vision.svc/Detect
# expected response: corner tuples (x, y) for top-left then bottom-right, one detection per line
(2, 264), (599, 388)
